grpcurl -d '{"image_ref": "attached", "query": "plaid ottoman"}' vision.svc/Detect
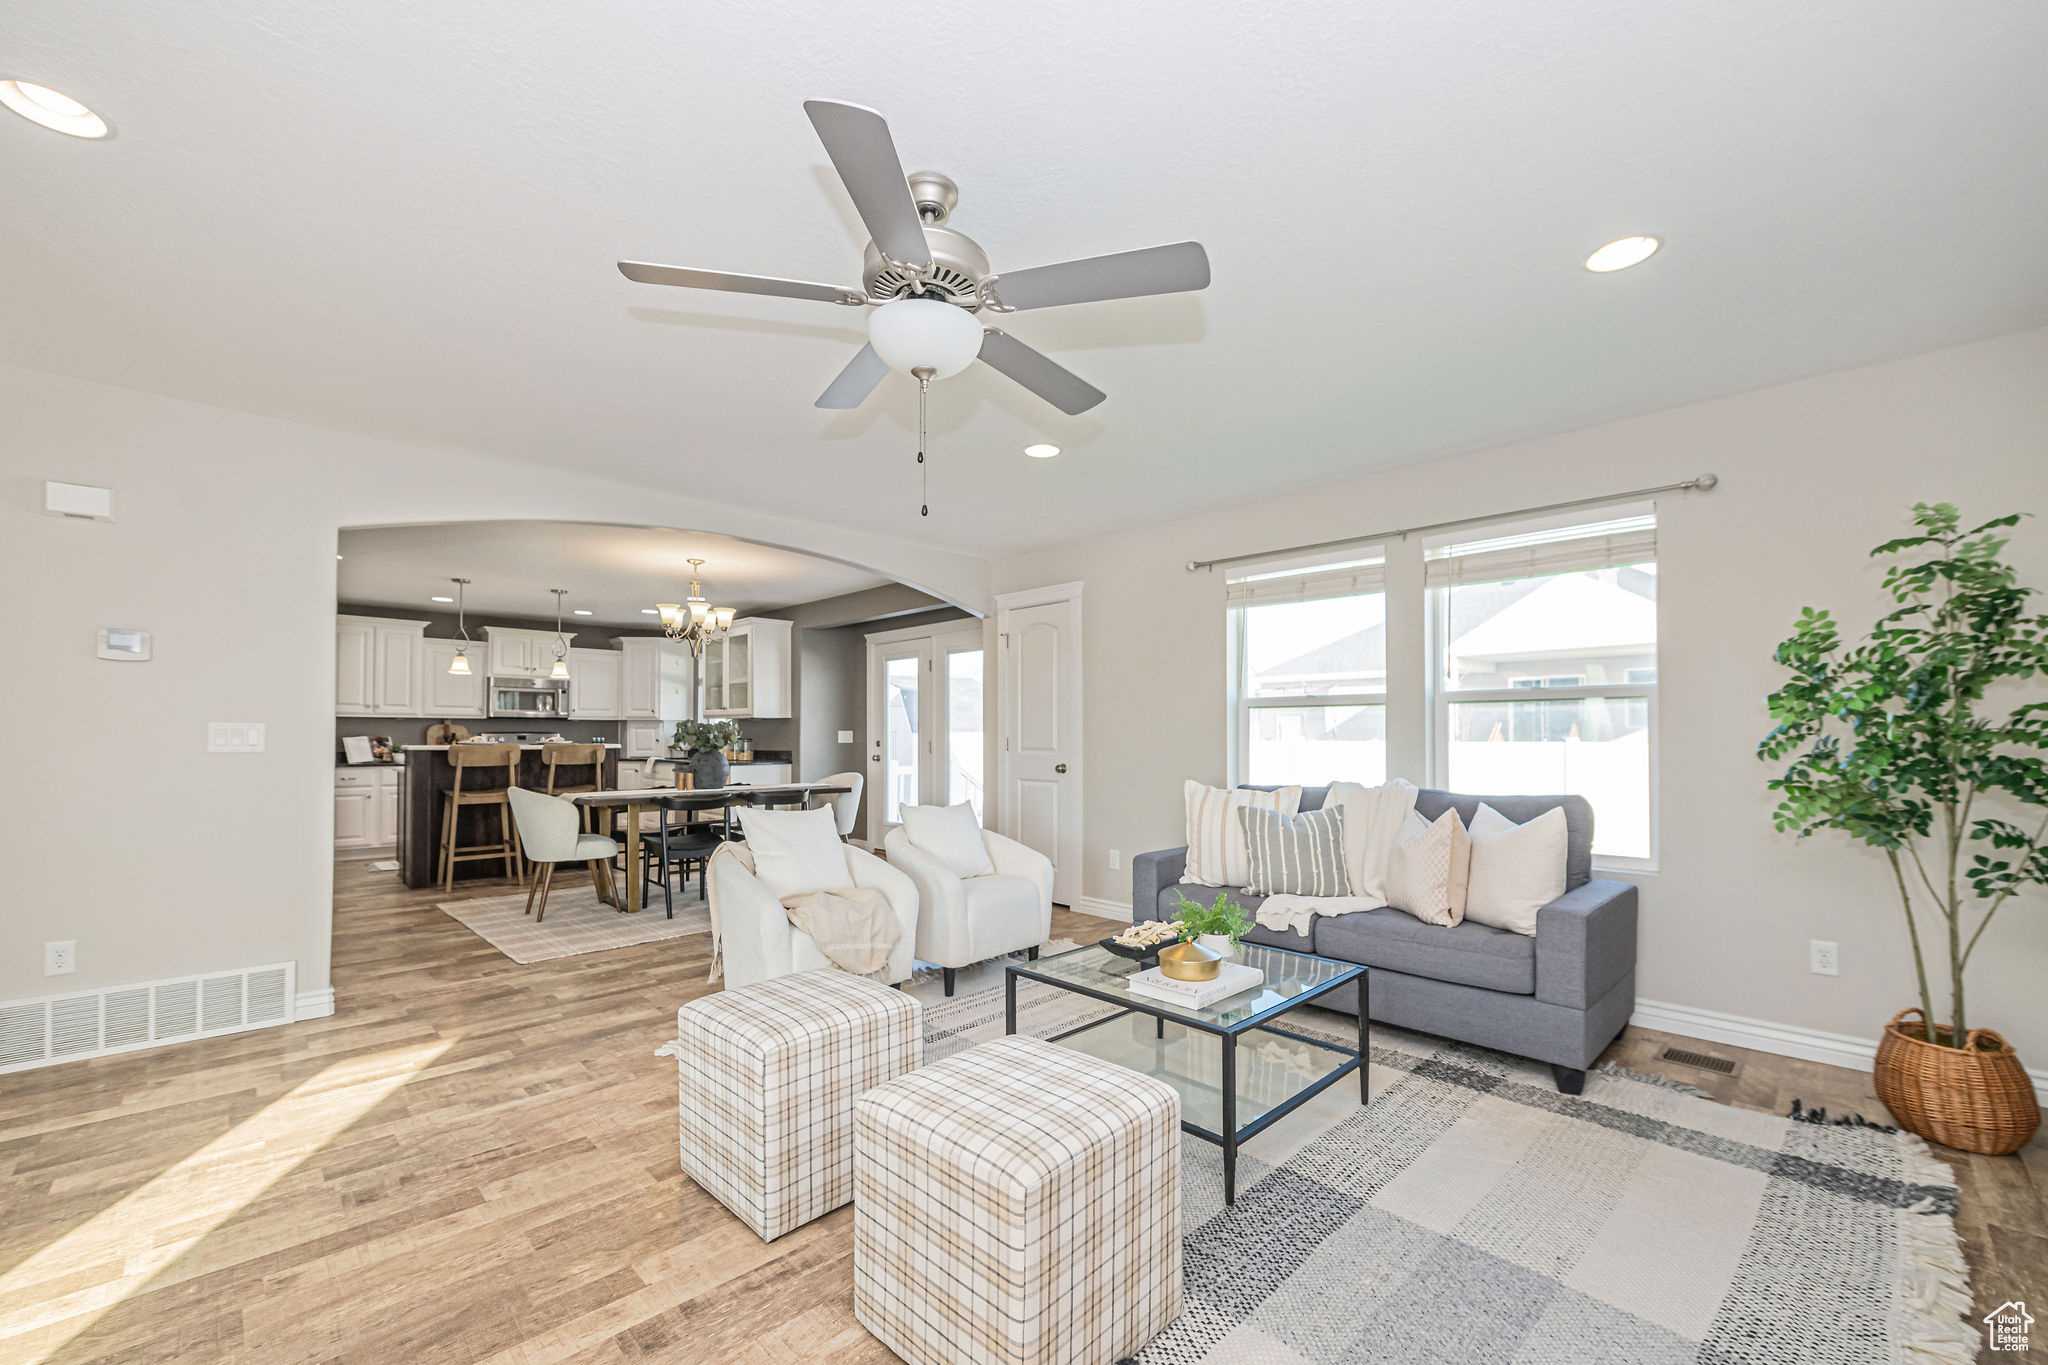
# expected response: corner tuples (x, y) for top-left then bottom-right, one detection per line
(665, 969), (923, 1242)
(853, 1034), (1182, 1365)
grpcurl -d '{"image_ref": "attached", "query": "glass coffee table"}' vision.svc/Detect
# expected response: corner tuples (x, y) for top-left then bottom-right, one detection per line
(1005, 941), (1368, 1204)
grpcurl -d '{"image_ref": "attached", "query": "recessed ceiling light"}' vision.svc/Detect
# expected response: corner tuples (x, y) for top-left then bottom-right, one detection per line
(573, 608), (593, 615)
(1584, 236), (1660, 273)
(430, 596), (454, 603)
(0, 81), (111, 139)
(641, 608), (659, 615)
(1024, 443), (1060, 459)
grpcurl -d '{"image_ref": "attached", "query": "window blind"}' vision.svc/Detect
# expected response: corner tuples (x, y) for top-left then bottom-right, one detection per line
(1226, 552), (1386, 607)
(1424, 514), (1655, 588)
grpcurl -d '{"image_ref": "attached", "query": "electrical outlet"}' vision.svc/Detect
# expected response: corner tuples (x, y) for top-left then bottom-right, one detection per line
(1109, 849), (1121, 870)
(1809, 940), (1839, 976)
(45, 941), (76, 976)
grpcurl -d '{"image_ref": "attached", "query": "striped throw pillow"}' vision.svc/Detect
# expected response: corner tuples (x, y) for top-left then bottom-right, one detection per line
(1239, 805), (1352, 898)
(1184, 781), (1302, 886)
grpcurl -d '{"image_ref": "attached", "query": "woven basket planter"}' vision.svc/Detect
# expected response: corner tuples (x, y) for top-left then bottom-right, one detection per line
(1872, 1008), (2041, 1155)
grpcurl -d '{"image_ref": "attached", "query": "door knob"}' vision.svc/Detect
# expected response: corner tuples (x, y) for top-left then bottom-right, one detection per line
(1054, 763), (1068, 773)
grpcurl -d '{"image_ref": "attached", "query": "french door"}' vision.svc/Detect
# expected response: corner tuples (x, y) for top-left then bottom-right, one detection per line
(866, 624), (986, 840)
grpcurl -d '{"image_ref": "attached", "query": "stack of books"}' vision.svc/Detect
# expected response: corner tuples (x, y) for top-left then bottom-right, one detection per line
(1127, 962), (1265, 1010)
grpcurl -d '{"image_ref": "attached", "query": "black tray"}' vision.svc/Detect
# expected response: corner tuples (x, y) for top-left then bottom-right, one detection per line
(1098, 936), (1171, 966)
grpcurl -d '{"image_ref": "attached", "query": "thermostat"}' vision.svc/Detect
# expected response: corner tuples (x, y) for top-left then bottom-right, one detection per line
(97, 628), (151, 661)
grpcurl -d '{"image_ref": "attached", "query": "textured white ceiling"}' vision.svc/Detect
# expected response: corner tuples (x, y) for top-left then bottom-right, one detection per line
(337, 522), (890, 627)
(4, 1), (2045, 555)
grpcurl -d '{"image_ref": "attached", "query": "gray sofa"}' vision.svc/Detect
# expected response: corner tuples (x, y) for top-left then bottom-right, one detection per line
(1131, 786), (1637, 1093)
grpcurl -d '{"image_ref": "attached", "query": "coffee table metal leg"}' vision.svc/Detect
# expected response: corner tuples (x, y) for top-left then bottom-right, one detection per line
(1222, 1031), (1238, 1205)
(1004, 969), (1017, 1036)
(1359, 973), (1371, 1103)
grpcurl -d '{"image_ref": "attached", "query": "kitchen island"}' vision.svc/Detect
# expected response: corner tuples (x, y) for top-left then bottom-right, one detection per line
(395, 744), (620, 889)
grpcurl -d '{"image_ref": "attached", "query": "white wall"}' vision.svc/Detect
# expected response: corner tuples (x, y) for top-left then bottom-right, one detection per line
(0, 363), (989, 1006)
(992, 327), (2048, 1059)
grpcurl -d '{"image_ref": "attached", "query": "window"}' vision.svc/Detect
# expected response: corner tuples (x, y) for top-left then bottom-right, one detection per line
(1229, 553), (1388, 787)
(1428, 513), (1657, 863)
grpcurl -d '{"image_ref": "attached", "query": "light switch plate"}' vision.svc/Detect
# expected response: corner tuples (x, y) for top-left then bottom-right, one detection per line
(209, 722), (267, 753)
(838, 730), (854, 744)
(97, 627), (151, 661)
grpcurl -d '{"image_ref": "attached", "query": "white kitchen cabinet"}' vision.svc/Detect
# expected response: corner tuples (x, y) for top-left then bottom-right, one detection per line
(702, 618), (792, 719)
(336, 620), (375, 714)
(335, 766), (401, 849)
(567, 647), (623, 719)
(337, 616), (428, 716)
(482, 627), (572, 679)
(422, 638), (487, 716)
(615, 637), (694, 722)
(623, 719), (669, 760)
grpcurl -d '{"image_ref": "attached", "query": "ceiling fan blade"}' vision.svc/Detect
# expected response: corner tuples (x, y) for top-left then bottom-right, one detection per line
(815, 343), (891, 409)
(991, 241), (1211, 312)
(802, 100), (933, 270)
(977, 329), (1106, 415)
(617, 261), (861, 305)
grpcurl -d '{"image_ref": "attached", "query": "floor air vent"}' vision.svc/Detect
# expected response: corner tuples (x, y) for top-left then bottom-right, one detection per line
(1657, 1045), (1738, 1075)
(0, 963), (297, 1075)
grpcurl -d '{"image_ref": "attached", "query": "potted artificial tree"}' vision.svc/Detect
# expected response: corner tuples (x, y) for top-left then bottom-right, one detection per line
(1760, 503), (2047, 1154)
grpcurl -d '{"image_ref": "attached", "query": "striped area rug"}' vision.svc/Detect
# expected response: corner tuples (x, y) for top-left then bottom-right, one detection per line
(437, 885), (710, 964)
(922, 978), (1976, 1364)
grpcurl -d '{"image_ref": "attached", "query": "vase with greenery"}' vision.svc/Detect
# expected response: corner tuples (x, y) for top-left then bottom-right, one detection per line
(1759, 502), (2046, 1152)
(1171, 889), (1256, 959)
(673, 718), (741, 788)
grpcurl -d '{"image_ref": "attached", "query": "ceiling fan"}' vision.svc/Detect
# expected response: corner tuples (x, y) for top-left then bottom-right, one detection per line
(617, 100), (1211, 418)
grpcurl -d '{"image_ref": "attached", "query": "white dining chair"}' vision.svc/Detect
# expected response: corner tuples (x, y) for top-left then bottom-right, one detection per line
(507, 786), (619, 923)
(809, 771), (864, 841)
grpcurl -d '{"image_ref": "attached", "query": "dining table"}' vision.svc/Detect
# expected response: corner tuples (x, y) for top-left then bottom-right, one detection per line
(570, 782), (855, 915)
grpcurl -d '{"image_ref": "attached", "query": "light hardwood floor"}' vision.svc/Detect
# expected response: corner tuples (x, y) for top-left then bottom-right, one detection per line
(0, 859), (2039, 1363)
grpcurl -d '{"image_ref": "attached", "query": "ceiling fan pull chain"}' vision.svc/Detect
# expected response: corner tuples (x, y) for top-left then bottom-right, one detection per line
(915, 369), (932, 518)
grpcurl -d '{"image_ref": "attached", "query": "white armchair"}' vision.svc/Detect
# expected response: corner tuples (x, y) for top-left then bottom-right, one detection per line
(882, 826), (1053, 995)
(707, 840), (919, 991)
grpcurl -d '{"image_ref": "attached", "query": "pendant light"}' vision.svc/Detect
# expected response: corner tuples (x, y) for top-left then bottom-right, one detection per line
(655, 559), (735, 656)
(549, 589), (571, 679)
(447, 578), (473, 675)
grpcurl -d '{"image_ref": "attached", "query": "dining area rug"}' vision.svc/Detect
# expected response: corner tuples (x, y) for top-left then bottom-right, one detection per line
(924, 977), (1977, 1364)
(437, 885), (709, 964)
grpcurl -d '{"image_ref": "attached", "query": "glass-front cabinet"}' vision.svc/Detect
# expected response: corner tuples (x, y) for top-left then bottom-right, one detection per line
(701, 618), (790, 719)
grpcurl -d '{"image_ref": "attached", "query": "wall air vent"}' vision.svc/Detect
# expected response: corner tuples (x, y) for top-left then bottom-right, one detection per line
(0, 963), (297, 1075)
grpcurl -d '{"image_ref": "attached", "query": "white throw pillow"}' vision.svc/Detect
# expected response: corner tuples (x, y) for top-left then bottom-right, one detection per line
(743, 806), (853, 900)
(1323, 779), (1418, 904)
(1384, 809), (1470, 927)
(1184, 780), (1302, 886)
(900, 802), (995, 878)
(1463, 804), (1567, 936)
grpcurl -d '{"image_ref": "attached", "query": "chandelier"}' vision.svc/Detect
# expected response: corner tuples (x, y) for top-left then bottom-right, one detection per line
(656, 559), (736, 654)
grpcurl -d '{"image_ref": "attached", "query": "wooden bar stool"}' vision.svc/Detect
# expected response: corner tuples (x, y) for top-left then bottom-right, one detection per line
(542, 742), (611, 900)
(439, 743), (525, 893)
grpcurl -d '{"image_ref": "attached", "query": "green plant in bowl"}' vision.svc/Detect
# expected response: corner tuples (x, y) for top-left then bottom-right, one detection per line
(1170, 890), (1255, 946)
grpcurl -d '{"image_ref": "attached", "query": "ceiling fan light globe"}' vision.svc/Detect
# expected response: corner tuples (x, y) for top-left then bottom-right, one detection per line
(867, 297), (982, 380)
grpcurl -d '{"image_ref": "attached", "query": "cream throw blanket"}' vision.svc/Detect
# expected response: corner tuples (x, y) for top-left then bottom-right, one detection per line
(1254, 779), (1418, 938)
(779, 886), (901, 977)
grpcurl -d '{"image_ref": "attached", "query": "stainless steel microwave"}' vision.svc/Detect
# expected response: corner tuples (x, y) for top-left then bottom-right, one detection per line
(489, 676), (569, 718)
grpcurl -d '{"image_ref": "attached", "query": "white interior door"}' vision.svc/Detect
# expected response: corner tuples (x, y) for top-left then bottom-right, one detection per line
(997, 586), (1082, 905)
(867, 639), (931, 832)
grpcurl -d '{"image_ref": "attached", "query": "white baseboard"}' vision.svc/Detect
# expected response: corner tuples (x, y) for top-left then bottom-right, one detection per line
(1632, 996), (2048, 1102)
(294, 988), (336, 1019)
(1071, 895), (1130, 922)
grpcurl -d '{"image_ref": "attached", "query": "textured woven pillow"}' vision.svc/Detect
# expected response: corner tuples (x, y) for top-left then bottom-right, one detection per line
(1183, 780), (1302, 886)
(1239, 805), (1351, 897)
(1384, 808), (1470, 927)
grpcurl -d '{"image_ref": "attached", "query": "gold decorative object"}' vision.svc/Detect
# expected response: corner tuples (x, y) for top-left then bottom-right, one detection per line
(1158, 940), (1222, 982)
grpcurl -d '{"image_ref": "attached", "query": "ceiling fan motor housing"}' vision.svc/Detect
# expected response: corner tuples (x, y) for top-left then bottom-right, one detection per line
(862, 222), (989, 307)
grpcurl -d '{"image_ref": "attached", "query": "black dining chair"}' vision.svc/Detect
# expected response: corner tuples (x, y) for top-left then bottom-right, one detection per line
(641, 793), (734, 918)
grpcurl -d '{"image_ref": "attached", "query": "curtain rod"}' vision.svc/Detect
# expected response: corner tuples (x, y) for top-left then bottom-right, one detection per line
(1184, 473), (1719, 573)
